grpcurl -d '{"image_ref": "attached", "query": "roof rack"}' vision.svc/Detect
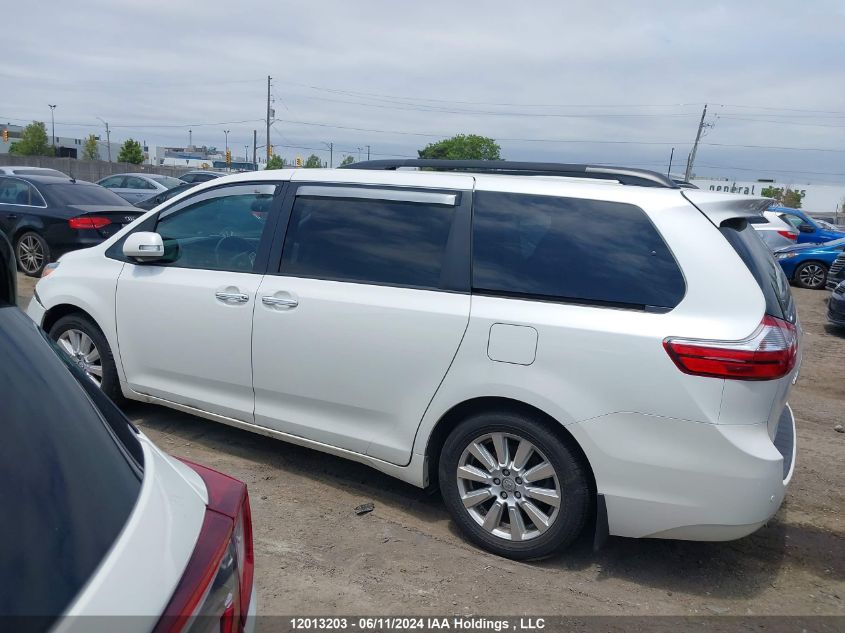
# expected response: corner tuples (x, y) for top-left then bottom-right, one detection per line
(340, 159), (677, 188)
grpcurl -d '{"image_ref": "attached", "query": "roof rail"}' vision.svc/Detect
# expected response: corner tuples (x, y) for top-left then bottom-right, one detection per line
(340, 159), (678, 188)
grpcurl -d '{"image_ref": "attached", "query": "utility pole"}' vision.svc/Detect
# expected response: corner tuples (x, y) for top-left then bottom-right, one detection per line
(244, 145), (248, 165)
(266, 75), (272, 162)
(324, 142), (333, 167)
(667, 147), (674, 177)
(188, 129), (192, 149)
(253, 129), (257, 167)
(366, 145), (370, 161)
(684, 104), (707, 182)
(48, 104), (57, 153)
(97, 117), (111, 162)
(224, 129), (230, 154)
(357, 146), (362, 162)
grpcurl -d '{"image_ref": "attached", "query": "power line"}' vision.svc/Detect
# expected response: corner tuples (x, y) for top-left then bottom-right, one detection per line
(273, 117), (845, 153)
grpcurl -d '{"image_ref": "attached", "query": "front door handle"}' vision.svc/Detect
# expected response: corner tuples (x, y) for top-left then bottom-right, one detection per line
(262, 295), (299, 309)
(215, 291), (249, 304)
(6, 213), (18, 220)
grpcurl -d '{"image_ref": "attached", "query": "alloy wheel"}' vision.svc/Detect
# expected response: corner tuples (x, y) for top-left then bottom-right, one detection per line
(799, 263), (826, 288)
(57, 329), (103, 385)
(17, 235), (44, 275)
(456, 432), (561, 542)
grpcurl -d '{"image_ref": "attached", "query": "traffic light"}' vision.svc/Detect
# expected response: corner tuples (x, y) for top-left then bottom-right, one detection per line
(295, 156), (302, 167)
(2, 129), (8, 142)
(225, 149), (232, 165)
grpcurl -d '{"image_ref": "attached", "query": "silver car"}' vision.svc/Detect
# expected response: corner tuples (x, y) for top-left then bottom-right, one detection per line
(96, 173), (185, 203)
(0, 166), (69, 178)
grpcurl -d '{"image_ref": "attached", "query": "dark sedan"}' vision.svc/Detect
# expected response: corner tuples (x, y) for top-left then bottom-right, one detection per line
(828, 282), (845, 327)
(0, 175), (142, 276)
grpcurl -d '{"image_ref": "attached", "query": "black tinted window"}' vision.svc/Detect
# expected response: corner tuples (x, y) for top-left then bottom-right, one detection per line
(473, 191), (685, 309)
(0, 307), (142, 625)
(280, 192), (455, 289)
(721, 221), (795, 322)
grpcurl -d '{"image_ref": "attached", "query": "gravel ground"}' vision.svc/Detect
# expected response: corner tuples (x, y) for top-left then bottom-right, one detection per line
(15, 275), (844, 616)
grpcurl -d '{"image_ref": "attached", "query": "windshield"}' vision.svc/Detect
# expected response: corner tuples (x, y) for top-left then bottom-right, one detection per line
(0, 306), (142, 625)
(43, 182), (133, 206)
(148, 175), (186, 189)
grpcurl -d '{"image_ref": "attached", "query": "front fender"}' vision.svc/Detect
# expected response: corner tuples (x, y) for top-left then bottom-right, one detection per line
(34, 255), (126, 381)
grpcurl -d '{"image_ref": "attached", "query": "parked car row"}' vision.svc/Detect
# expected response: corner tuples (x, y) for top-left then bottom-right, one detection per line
(0, 231), (256, 633)
(27, 160), (799, 562)
(0, 169), (227, 276)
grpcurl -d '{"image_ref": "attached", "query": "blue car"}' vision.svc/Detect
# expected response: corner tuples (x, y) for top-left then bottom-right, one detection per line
(770, 206), (845, 244)
(775, 237), (845, 289)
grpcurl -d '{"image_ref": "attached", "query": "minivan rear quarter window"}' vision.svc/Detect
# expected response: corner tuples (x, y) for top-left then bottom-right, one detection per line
(472, 191), (685, 310)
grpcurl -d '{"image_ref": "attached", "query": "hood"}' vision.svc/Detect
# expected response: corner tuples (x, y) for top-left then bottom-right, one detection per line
(774, 241), (843, 255)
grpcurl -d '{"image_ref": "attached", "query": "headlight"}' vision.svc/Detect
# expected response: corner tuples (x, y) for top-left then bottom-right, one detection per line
(776, 253), (799, 260)
(41, 262), (60, 278)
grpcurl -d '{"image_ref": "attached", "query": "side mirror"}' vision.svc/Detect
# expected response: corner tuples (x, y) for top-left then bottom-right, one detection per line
(123, 231), (165, 261)
(798, 224), (815, 234)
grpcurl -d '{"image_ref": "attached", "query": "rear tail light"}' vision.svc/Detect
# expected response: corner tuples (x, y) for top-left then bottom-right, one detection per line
(154, 461), (254, 633)
(68, 216), (111, 230)
(664, 315), (798, 380)
(777, 230), (798, 241)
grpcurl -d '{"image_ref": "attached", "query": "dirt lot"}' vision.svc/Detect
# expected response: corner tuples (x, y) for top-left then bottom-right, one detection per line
(15, 274), (844, 616)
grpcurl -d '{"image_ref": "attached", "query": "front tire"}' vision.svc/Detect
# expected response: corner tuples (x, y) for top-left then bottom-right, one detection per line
(794, 261), (827, 289)
(49, 313), (123, 402)
(439, 411), (590, 560)
(16, 231), (49, 277)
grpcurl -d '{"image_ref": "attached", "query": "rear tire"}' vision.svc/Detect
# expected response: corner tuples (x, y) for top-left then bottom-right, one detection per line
(15, 231), (49, 277)
(49, 313), (123, 402)
(794, 261), (827, 289)
(438, 411), (590, 560)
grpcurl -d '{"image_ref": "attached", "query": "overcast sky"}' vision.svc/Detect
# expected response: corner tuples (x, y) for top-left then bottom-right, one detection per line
(1, 0), (843, 183)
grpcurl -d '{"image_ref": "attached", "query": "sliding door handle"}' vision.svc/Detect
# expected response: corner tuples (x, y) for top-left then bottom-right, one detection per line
(262, 295), (298, 308)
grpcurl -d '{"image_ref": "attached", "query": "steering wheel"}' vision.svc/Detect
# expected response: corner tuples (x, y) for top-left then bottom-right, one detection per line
(214, 235), (255, 270)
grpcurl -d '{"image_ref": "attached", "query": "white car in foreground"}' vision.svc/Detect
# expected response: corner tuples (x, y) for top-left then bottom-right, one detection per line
(0, 235), (255, 632)
(29, 159), (798, 559)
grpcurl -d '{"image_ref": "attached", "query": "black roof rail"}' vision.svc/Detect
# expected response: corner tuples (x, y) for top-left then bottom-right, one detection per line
(340, 159), (678, 188)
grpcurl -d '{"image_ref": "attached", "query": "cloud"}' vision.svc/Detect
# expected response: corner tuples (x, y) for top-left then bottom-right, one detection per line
(1, 0), (842, 183)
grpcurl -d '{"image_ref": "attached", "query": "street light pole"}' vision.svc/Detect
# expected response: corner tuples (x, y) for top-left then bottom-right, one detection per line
(224, 129), (230, 154)
(97, 117), (111, 162)
(48, 105), (56, 154)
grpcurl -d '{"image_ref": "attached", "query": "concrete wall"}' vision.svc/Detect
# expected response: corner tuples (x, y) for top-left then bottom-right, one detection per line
(0, 155), (192, 182)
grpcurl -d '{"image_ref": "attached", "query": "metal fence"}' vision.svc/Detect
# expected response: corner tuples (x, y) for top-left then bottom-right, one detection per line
(0, 155), (193, 182)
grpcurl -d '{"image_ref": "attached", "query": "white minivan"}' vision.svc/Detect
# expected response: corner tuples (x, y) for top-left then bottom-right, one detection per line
(28, 160), (799, 559)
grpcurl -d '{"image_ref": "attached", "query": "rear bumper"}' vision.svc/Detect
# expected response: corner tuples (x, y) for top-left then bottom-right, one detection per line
(575, 405), (795, 541)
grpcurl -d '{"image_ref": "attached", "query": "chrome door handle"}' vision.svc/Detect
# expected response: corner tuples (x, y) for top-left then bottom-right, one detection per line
(262, 295), (298, 308)
(215, 291), (249, 303)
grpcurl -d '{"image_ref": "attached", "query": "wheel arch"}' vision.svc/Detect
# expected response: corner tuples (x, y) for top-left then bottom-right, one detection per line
(42, 303), (101, 334)
(423, 396), (596, 497)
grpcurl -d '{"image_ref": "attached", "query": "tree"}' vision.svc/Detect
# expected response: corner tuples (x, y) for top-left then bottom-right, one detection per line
(265, 155), (286, 169)
(304, 154), (323, 168)
(82, 134), (99, 160)
(340, 155), (355, 166)
(418, 134), (501, 160)
(8, 121), (52, 156)
(117, 139), (144, 164)
(761, 186), (804, 209)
